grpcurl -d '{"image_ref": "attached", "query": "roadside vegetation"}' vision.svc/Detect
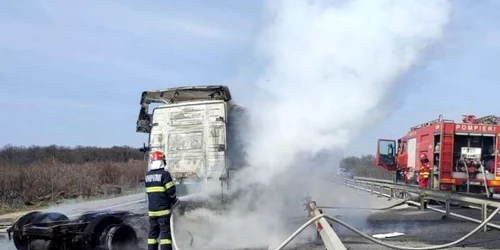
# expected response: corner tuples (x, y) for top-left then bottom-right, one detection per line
(0, 145), (146, 215)
(339, 155), (393, 180)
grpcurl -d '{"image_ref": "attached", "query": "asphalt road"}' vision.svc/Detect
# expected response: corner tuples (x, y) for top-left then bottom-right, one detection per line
(173, 178), (500, 250)
(2, 179), (500, 250)
(324, 180), (500, 250)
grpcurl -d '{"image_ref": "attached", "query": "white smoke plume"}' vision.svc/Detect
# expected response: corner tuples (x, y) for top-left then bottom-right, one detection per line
(177, 1), (452, 249)
(246, 0), (451, 184)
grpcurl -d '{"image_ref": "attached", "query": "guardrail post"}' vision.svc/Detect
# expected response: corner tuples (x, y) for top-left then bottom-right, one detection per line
(420, 192), (427, 210)
(389, 188), (394, 200)
(378, 186), (383, 197)
(482, 203), (488, 232)
(445, 195), (451, 219)
(306, 200), (347, 250)
(370, 184), (374, 195)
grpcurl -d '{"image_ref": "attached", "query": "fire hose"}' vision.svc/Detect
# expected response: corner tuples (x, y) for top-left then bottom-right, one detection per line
(271, 206), (500, 250)
(170, 205), (500, 250)
(480, 163), (491, 198)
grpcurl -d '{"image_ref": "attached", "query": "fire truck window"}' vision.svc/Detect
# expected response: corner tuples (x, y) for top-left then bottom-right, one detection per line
(378, 140), (396, 166)
(379, 141), (395, 155)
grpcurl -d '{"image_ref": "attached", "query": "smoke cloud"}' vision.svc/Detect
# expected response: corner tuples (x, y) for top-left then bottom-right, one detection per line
(246, 0), (451, 184)
(177, 1), (452, 249)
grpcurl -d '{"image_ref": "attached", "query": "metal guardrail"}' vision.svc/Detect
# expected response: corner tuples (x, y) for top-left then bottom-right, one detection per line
(351, 176), (500, 207)
(337, 177), (500, 232)
(354, 176), (394, 184)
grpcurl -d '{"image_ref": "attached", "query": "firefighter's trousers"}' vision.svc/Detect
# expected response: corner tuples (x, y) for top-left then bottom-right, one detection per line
(419, 177), (429, 189)
(148, 214), (172, 250)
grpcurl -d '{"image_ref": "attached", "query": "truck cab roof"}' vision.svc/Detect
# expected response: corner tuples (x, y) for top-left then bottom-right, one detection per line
(140, 85), (232, 105)
(136, 85), (234, 133)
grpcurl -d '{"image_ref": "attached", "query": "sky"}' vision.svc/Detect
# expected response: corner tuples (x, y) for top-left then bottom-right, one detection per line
(0, 0), (499, 156)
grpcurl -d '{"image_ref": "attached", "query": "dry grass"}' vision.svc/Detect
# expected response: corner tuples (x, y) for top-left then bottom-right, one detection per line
(0, 160), (146, 214)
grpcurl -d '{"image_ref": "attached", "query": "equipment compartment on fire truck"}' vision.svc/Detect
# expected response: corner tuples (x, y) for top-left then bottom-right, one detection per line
(375, 114), (500, 197)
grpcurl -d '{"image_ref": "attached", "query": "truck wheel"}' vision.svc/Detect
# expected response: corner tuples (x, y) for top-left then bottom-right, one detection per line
(11, 211), (42, 250)
(13, 212), (69, 250)
(106, 224), (138, 250)
(83, 215), (123, 249)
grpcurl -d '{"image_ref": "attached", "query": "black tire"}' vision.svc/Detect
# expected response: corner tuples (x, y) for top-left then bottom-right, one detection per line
(83, 215), (123, 249)
(13, 212), (69, 250)
(106, 224), (138, 250)
(12, 211), (42, 250)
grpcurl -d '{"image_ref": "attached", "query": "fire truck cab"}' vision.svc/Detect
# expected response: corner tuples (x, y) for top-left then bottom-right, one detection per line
(375, 115), (500, 197)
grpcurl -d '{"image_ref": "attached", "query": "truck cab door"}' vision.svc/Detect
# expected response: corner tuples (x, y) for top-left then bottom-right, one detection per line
(376, 139), (397, 171)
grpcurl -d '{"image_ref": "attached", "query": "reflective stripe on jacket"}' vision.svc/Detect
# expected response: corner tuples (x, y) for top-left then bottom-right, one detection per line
(420, 171), (430, 179)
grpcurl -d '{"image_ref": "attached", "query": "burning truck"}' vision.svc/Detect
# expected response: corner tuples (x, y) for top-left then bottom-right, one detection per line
(136, 85), (250, 198)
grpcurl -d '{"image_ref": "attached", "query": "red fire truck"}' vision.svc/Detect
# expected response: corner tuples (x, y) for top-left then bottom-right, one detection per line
(375, 114), (500, 197)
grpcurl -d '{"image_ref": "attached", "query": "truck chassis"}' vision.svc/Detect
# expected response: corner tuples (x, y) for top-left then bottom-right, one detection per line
(7, 210), (146, 250)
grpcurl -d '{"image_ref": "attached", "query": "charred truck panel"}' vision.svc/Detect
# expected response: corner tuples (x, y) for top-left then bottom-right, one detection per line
(375, 114), (500, 197)
(136, 85), (248, 196)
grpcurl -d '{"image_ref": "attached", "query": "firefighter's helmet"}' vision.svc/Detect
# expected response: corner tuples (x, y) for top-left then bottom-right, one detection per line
(151, 150), (165, 162)
(150, 150), (166, 170)
(420, 153), (429, 164)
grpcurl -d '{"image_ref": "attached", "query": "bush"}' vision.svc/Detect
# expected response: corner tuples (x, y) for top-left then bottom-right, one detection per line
(339, 154), (393, 180)
(0, 160), (146, 210)
(0, 145), (147, 214)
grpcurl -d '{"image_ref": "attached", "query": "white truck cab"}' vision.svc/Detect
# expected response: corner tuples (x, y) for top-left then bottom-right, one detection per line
(136, 85), (248, 197)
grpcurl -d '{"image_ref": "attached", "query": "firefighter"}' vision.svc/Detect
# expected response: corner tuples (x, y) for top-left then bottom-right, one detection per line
(146, 150), (177, 250)
(418, 154), (430, 189)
